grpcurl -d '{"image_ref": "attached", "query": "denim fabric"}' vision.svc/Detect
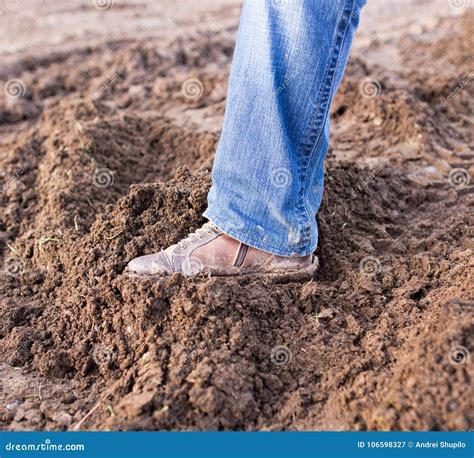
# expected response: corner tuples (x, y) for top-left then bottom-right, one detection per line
(203, 0), (366, 256)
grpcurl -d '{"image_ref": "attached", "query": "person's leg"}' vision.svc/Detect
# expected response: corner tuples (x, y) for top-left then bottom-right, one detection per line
(126, 0), (366, 277)
(204, 0), (366, 256)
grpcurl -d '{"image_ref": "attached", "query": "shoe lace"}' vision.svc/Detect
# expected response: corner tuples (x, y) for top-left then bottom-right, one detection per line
(176, 222), (215, 250)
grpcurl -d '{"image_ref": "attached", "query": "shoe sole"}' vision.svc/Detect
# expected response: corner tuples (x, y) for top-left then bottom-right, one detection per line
(125, 257), (319, 282)
(234, 256), (319, 282)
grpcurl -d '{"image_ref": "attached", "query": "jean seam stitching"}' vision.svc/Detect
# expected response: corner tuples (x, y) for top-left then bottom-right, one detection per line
(295, 0), (355, 250)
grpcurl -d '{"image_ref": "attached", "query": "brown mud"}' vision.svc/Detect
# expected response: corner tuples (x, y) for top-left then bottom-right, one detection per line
(0, 7), (473, 431)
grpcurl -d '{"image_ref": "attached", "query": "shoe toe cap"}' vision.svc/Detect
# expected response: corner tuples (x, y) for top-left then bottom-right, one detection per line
(125, 252), (172, 275)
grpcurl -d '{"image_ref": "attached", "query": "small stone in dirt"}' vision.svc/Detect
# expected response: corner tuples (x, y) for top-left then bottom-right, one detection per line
(62, 392), (77, 404)
(23, 408), (43, 424)
(51, 411), (73, 427)
(345, 314), (362, 336)
(318, 308), (336, 320)
(13, 407), (25, 422)
(5, 400), (20, 411)
(39, 400), (61, 418)
(118, 391), (155, 417)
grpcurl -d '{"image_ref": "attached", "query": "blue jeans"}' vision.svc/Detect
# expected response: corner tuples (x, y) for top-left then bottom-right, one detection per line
(203, 0), (366, 256)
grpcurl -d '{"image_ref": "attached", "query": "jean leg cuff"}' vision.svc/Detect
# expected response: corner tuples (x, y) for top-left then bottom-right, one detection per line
(202, 208), (317, 257)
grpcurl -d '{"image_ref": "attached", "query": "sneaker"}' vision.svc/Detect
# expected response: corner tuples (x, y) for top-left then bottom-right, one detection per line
(125, 222), (318, 279)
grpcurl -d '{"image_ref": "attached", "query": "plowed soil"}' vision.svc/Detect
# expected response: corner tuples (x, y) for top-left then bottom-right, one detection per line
(0, 2), (472, 431)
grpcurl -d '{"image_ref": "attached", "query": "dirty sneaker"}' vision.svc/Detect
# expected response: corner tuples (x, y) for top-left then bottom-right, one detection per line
(125, 222), (318, 278)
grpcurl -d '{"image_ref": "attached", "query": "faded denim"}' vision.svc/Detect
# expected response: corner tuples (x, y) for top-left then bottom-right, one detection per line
(204, 0), (366, 256)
